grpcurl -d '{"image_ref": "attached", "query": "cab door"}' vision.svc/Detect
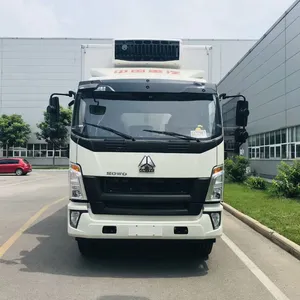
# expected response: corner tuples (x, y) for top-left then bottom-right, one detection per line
(0, 159), (9, 173)
(6, 159), (19, 173)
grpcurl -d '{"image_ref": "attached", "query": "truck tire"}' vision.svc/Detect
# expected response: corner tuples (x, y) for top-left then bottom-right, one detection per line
(193, 240), (214, 259)
(77, 238), (94, 257)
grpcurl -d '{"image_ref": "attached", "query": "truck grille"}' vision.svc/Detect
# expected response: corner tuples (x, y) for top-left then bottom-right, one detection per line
(114, 40), (180, 62)
(103, 177), (193, 195)
(83, 176), (210, 216)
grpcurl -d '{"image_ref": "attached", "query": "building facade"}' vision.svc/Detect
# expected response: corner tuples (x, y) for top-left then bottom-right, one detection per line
(0, 38), (256, 165)
(218, 0), (300, 178)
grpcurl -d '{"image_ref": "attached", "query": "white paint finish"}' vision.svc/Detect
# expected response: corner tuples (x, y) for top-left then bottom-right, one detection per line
(68, 202), (222, 240)
(76, 143), (217, 178)
(81, 44), (114, 80)
(81, 43), (212, 82)
(217, 141), (224, 165)
(222, 234), (290, 300)
(89, 67), (207, 83)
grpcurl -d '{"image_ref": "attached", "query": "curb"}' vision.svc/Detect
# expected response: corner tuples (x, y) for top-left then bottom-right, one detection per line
(223, 202), (300, 261)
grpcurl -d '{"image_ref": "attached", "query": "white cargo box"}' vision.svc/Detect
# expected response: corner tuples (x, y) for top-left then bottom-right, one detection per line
(81, 39), (213, 82)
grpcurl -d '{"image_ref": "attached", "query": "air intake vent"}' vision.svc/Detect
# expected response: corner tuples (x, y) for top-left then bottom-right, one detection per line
(114, 40), (180, 62)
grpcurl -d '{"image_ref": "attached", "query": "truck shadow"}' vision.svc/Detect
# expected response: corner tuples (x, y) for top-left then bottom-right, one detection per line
(1, 206), (209, 278)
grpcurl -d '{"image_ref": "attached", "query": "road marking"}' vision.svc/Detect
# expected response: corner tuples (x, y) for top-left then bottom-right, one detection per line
(0, 175), (55, 188)
(0, 197), (66, 258)
(222, 234), (290, 300)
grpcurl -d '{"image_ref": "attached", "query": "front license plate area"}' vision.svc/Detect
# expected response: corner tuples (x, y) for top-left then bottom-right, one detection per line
(128, 225), (163, 237)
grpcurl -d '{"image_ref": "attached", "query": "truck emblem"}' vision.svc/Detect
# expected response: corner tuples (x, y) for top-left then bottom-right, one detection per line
(139, 156), (155, 173)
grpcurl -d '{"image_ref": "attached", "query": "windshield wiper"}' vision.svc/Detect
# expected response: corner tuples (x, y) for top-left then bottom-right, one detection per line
(82, 122), (135, 141)
(143, 129), (200, 141)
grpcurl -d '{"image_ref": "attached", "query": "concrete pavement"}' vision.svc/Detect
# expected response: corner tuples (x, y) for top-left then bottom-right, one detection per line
(0, 171), (299, 300)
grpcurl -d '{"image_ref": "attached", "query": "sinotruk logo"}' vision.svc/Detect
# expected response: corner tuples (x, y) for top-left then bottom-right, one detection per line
(139, 156), (155, 173)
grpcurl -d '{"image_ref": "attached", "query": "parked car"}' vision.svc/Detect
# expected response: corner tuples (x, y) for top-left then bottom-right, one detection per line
(0, 158), (32, 175)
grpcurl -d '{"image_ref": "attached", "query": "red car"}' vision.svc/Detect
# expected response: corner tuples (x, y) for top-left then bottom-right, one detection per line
(0, 158), (32, 175)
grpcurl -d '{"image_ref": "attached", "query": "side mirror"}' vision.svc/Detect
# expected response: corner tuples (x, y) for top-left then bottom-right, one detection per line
(47, 96), (60, 138)
(236, 100), (249, 127)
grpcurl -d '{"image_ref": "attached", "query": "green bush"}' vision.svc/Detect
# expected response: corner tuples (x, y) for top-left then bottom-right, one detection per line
(224, 155), (249, 183)
(271, 161), (300, 198)
(246, 176), (266, 190)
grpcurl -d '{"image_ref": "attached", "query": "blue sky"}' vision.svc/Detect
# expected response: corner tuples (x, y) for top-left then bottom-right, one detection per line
(0, 0), (296, 39)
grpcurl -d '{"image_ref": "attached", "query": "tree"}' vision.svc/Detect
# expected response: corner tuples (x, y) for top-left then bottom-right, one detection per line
(36, 106), (72, 164)
(0, 114), (31, 157)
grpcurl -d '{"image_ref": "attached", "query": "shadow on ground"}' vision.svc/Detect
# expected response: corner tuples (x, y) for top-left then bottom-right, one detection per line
(0, 207), (209, 278)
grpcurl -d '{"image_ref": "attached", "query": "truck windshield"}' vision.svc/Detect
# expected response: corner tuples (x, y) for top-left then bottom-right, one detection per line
(72, 92), (222, 140)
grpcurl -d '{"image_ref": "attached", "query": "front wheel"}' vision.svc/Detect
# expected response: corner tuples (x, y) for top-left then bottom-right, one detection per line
(15, 168), (23, 176)
(77, 238), (94, 257)
(193, 240), (214, 260)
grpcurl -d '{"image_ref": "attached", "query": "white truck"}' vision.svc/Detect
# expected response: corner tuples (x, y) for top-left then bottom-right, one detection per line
(47, 39), (249, 259)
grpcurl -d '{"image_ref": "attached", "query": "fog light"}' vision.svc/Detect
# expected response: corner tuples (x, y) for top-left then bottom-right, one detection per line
(211, 212), (221, 229)
(70, 210), (81, 228)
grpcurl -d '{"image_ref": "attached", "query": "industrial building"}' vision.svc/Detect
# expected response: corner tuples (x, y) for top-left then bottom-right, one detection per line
(219, 0), (300, 178)
(0, 38), (255, 165)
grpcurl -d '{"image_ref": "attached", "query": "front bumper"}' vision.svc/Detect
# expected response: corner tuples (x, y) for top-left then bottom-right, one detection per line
(68, 202), (223, 240)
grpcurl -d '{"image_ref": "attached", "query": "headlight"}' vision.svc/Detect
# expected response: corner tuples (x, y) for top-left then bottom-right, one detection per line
(69, 163), (87, 201)
(206, 165), (224, 201)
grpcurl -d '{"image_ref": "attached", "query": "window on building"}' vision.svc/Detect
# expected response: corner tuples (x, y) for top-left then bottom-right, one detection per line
(265, 146), (270, 158)
(260, 147), (264, 159)
(289, 127), (295, 142)
(282, 144), (287, 159)
(270, 131), (275, 144)
(248, 127), (299, 160)
(265, 132), (270, 145)
(275, 146), (281, 158)
(289, 144), (295, 159)
(275, 130), (281, 144)
(256, 135), (259, 146)
(296, 126), (300, 142)
(256, 148), (259, 158)
(296, 144), (300, 158)
(260, 134), (264, 146)
(270, 146), (275, 158)
(1, 143), (69, 159)
(281, 129), (287, 143)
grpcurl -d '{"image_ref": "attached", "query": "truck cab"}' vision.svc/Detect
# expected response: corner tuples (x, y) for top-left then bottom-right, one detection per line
(47, 39), (249, 259)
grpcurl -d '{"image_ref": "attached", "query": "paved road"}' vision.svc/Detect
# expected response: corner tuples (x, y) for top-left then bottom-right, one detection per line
(0, 171), (299, 300)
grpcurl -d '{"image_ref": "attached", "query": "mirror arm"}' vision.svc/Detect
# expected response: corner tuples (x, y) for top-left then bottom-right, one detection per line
(50, 91), (75, 99)
(68, 100), (75, 107)
(220, 93), (246, 102)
